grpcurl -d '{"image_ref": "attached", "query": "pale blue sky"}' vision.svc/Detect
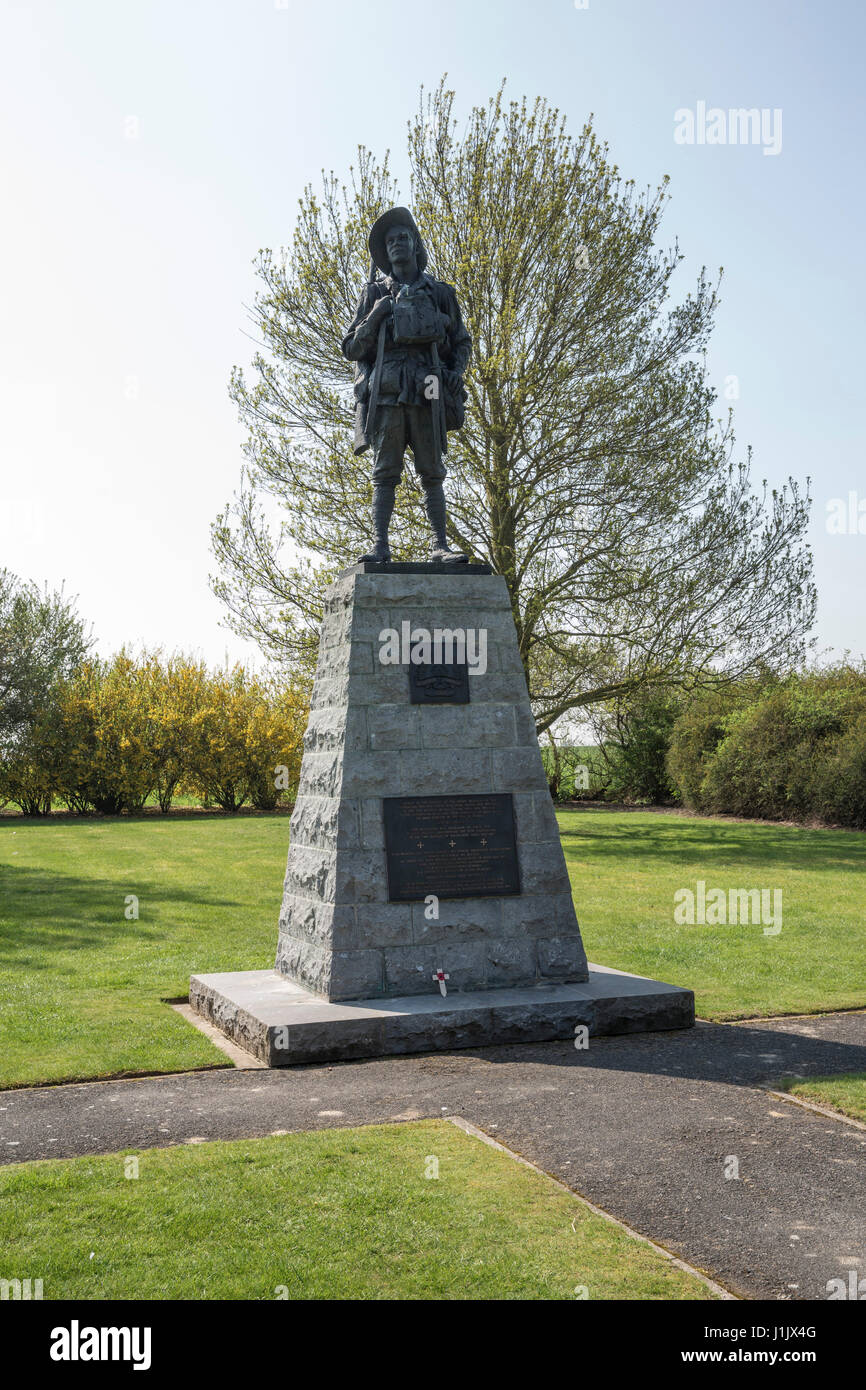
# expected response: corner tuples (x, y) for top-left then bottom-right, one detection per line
(1, 0), (863, 665)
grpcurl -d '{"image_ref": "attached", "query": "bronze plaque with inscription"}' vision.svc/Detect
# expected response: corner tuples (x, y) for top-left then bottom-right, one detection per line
(407, 662), (470, 704)
(383, 793), (521, 901)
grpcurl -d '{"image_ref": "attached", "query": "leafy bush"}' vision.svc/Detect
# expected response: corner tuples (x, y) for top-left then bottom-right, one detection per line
(139, 654), (210, 813)
(1, 650), (307, 818)
(594, 689), (681, 804)
(665, 687), (747, 809)
(56, 654), (156, 814)
(541, 743), (608, 802)
(667, 665), (866, 823)
(184, 667), (305, 813)
(809, 712), (866, 828)
(0, 570), (90, 749)
(0, 571), (90, 813)
(0, 701), (64, 815)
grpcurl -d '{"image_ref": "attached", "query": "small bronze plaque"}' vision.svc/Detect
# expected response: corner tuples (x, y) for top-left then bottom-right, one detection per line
(383, 793), (521, 901)
(408, 662), (470, 704)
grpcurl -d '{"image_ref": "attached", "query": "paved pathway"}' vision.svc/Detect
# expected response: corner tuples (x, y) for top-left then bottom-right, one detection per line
(3, 1011), (865, 1301)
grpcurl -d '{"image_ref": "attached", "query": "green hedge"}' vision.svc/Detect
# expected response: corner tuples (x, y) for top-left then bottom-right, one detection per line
(667, 666), (866, 826)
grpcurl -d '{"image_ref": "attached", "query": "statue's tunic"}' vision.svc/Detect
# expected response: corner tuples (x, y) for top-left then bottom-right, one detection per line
(342, 271), (472, 474)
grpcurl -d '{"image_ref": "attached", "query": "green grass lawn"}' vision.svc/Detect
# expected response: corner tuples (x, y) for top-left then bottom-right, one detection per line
(0, 807), (863, 1087)
(780, 1073), (866, 1123)
(0, 1119), (716, 1300)
(0, 815), (285, 1086)
(558, 807), (866, 1021)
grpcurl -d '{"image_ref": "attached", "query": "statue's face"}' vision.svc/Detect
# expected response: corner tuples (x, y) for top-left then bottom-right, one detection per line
(385, 226), (416, 270)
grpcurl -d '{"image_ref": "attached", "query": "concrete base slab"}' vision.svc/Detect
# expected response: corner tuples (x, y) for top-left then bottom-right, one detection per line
(189, 964), (694, 1066)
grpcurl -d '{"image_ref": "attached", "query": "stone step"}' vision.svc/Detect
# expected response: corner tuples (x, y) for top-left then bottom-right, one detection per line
(189, 965), (695, 1067)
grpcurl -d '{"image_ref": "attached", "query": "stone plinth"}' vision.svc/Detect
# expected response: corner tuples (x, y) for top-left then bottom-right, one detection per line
(274, 563), (588, 1001)
(189, 965), (694, 1067)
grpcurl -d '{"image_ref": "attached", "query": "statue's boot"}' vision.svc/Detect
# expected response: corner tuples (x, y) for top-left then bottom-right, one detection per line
(357, 484), (395, 562)
(424, 481), (468, 563)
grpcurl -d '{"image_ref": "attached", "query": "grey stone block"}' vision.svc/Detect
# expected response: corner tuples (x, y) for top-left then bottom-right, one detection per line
(315, 648), (351, 680)
(352, 574), (510, 608)
(418, 704), (515, 749)
(302, 707), (367, 754)
(500, 895), (556, 937)
(411, 896), (503, 944)
(498, 643), (529, 675)
(340, 751), (403, 798)
(188, 976), (272, 1063)
(486, 995), (590, 1046)
(355, 902), (413, 949)
(381, 1006), (495, 1055)
(297, 751), (341, 797)
(473, 671), (530, 703)
(536, 934), (589, 981)
(514, 703), (540, 745)
(347, 668), (412, 704)
(384, 941), (488, 996)
(334, 850), (389, 904)
(359, 797), (384, 849)
(555, 892), (582, 932)
(592, 988), (693, 1035)
(510, 791), (537, 842)
(399, 607), (511, 642)
(274, 934), (331, 993)
(188, 967), (695, 1067)
(500, 892), (581, 939)
(326, 949), (385, 1001)
(349, 607), (396, 643)
(274, 1016), (385, 1065)
(309, 673), (350, 710)
(491, 747), (549, 792)
(533, 790), (562, 839)
(517, 838), (574, 895)
(400, 749), (491, 795)
(348, 641), (375, 674)
(276, 937), (383, 1001)
(382, 946), (440, 996)
(367, 705), (421, 751)
(485, 937), (537, 987)
(284, 844), (336, 902)
(278, 895), (356, 949)
(289, 796), (360, 850)
(319, 606), (353, 644)
(469, 640), (501, 673)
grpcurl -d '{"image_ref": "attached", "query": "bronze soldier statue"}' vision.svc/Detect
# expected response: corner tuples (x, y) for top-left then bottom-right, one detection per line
(342, 207), (472, 563)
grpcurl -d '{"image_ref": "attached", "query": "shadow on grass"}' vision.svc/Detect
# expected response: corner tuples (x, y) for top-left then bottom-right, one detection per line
(558, 811), (866, 873)
(0, 862), (244, 964)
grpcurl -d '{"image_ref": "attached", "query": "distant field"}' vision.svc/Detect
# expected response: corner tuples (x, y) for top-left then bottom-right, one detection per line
(0, 807), (863, 1087)
(0, 1120), (717, 1300)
